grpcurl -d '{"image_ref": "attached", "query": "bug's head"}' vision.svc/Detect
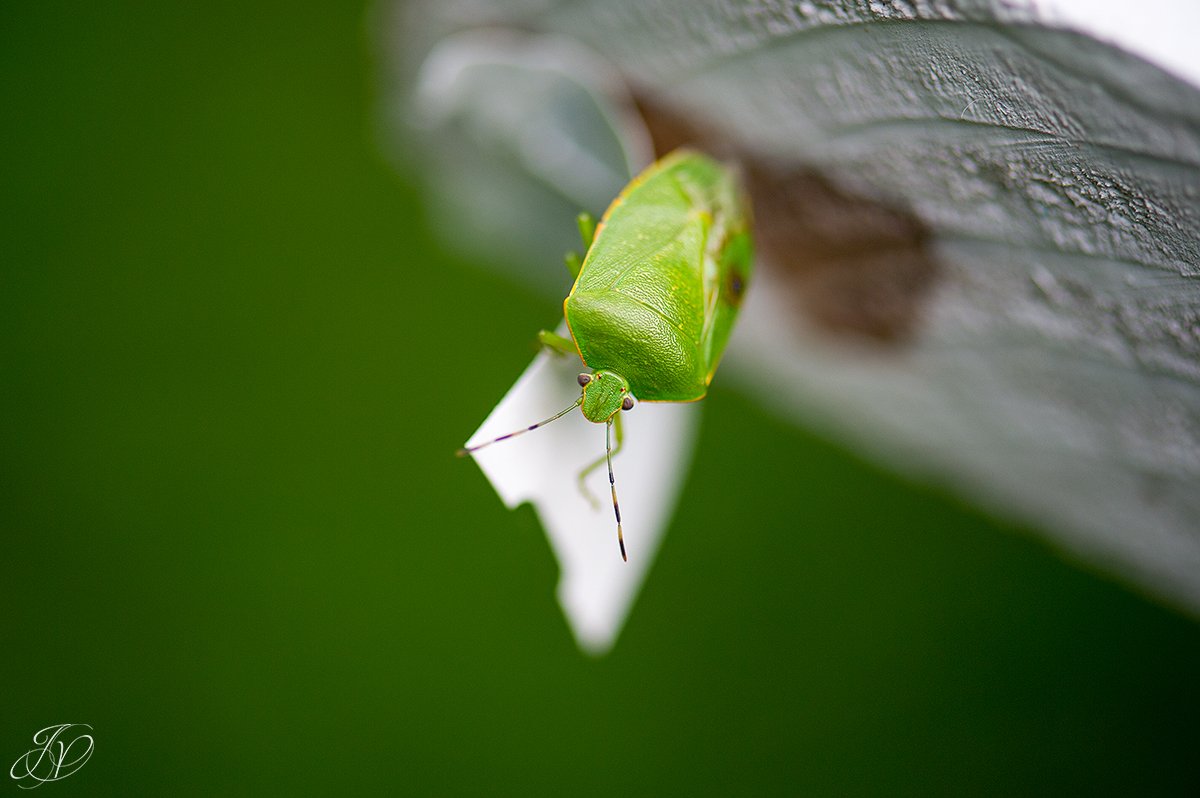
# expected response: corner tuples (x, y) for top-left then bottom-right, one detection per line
(577, 370), (634, 423)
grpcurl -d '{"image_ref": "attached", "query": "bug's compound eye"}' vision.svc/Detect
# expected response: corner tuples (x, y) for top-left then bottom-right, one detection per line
(621, 395), (635, 411)
(577, 373), (592, 387)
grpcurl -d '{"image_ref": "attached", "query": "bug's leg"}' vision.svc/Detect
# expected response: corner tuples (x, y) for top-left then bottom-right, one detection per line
(576, 410), (622, 509)
(576, 212), (597, 250)
(563, 250), (582, 279)
(537, 329), (576, 357)
(563, 213), (597, 279)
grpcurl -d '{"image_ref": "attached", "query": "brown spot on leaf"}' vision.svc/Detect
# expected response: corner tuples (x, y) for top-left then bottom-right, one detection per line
(635, 95), (940, 345)
(725, 266), (746, 307)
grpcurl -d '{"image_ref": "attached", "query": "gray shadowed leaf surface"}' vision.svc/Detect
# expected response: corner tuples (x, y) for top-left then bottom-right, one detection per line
(387, 0), (1200, 618)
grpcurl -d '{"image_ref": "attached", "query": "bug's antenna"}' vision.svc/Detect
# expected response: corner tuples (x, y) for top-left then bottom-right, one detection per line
(456, 397), (583, 457)
(606, 418), (627, 561)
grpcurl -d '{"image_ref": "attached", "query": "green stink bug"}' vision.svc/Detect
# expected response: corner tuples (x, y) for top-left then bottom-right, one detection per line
(459, 149), (753, 560)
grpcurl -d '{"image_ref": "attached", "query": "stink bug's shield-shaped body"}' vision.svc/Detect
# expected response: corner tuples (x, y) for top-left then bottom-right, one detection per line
(566, 150), (753, 403)
(462, 149), (752, 563)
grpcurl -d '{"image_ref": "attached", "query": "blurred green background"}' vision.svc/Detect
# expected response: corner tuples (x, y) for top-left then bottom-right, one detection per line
(2, 3), (1198, 795)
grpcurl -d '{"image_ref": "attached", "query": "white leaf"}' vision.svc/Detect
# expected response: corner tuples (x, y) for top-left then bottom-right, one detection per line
(463, 341), (700, 655)
(387, 1), (1200, 617)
